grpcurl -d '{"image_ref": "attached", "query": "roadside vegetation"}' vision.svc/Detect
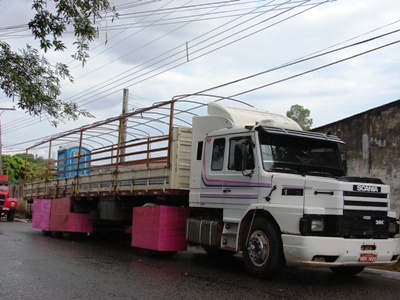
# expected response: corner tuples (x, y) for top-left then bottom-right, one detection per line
(1, 153), (48, 183)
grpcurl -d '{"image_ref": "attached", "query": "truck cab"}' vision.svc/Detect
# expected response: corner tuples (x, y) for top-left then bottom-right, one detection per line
(0, 175), (18, 222)
(187, 102), (400, 278)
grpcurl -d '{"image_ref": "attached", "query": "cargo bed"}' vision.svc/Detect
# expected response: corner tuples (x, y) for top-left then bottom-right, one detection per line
(23, 101), (192, 200)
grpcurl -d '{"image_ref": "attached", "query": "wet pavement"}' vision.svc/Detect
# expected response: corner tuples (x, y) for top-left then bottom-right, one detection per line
(1, 220), (400, 300)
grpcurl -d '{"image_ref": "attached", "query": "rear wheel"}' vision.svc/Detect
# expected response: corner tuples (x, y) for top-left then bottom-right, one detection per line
(330, 266), (365, 276)
(7, 211), (15, 222)
(144, 249), (177, 258)
(42, 230), (51, 236)
(242, 218), (285, 279)
(51, 231), (62, 238)
(62, 232), (87, 241)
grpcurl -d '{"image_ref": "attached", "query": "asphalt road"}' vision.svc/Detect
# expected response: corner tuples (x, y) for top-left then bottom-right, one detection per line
(1, 219), (400, 300)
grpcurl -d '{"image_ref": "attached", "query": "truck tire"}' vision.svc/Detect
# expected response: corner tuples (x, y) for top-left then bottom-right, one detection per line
(42, 230), (52, 236)
(242, 218), (284, 279)
(62, 232), (87, 241)
(7, 211), (15, 222)
(145, 249), (177, 258)
(329, 266), (365, 276)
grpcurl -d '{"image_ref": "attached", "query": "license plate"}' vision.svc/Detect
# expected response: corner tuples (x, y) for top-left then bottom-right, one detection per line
(359, 253), (377, 263)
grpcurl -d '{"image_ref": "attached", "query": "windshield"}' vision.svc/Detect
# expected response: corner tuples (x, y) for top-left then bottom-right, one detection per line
(259, 132), (345, 177)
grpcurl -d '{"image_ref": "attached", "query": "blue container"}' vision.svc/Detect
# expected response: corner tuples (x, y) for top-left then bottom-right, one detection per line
(57, 144), (91, 178)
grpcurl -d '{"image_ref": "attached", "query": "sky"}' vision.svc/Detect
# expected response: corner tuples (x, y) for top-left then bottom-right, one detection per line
(0, 0), (400, 156)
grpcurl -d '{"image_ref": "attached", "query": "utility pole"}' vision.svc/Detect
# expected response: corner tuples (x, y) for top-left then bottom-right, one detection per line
(0, 107), (16, 175)
(120, 88), (129, 163)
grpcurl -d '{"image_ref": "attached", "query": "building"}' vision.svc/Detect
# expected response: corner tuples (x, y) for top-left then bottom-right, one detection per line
(312, 99), (400, 213)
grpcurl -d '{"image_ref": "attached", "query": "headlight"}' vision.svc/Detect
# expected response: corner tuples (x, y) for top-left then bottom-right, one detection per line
(11, 202), (15, 207)
(311, 219), (324, 232)
(300, 217), (327, 235)
(389, 221), (399, 234)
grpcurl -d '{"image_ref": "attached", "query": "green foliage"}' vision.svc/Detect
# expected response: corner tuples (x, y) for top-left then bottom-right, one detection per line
(1, 154), (48, 183)
(29, 0), (118, 65)
(286, 104), (313, 130)
(0, 0), (117, 126)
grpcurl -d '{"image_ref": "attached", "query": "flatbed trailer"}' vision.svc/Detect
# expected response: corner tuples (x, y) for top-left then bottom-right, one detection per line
(24, 127), (192, 200)
(24, 101), (193, 247)
(24, 100), (192, 200)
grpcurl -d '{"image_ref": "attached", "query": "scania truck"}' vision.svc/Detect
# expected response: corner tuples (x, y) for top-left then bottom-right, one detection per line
(24, 100), (400, 278)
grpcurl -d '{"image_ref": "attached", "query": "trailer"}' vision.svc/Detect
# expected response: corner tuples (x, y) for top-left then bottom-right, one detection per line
(24, 99), (400, 278)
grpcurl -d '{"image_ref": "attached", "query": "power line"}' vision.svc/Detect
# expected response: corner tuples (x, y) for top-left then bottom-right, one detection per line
(4, 27), (400, 149)
(60, 0), (322, 108)
(175, 28), (400, 101)
(3, 0), (396, 150)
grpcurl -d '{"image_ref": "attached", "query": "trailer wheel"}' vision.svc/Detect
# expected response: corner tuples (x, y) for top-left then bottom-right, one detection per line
(242, 218), (284, 279)
(329, 266), (365, 276)
(42, 230), (51, 236)
(7, 211), (15, 222)
(51, 231), (62, 238)
(145, 249), (177, 258)
(62, 232), (86, 241)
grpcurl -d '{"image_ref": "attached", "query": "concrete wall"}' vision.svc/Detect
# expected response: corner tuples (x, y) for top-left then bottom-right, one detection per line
(313, 99), (400, 213)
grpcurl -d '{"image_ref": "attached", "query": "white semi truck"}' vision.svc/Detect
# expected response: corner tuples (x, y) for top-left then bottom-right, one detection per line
(25, 100), (400, 278)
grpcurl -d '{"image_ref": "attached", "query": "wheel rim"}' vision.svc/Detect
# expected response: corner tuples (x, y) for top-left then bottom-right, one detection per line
(247, 230), (270, 267)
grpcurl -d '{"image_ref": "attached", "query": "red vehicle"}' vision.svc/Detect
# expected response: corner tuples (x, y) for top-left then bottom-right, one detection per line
(0, 175), (18, 222)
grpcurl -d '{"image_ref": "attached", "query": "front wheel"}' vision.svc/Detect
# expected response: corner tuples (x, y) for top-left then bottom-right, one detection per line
(7, 211), (15, 222)
(242, 218), (285, 279)
(330, 266), (365, 276)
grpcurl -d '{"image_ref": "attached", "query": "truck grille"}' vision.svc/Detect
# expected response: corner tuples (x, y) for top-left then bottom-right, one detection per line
(0, 200), (4, 206)
(343, 191), (389, 238)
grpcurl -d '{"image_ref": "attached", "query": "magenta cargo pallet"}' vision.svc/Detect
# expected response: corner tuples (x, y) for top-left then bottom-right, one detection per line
(32, 198), (93, 233)
(32, 199), (52, 231)
(49, 197), (70, 231)
(131, 206), (190, 251)
(68, 213), (93, 232)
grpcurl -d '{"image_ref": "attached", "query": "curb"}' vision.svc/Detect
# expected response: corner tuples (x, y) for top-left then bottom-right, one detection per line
(14, 218), (29, 223)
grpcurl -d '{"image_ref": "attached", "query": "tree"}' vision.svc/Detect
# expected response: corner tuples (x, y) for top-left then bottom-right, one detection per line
(286, 104), (313, 130)
(2, 154), (49, 183)
(0, 0), (117, 126)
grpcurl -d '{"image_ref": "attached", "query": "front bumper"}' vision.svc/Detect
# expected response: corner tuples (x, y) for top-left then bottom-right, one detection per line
(282, 234), (400, 267)
(0, 207), (16, 212)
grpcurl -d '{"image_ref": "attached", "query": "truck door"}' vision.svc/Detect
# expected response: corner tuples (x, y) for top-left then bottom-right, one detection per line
(200, 136), (227, 208)
(201, 134), (260, 222)
(221, 134), (259, 222)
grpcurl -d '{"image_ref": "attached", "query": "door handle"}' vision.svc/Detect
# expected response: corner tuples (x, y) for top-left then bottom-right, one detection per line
(223, 189), (231, 193)
(314, 191), (334, 195)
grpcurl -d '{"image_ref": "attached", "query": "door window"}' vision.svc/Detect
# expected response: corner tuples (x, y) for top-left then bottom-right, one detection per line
(211, 138), (225, 171)
(228, 137), (255, 171)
